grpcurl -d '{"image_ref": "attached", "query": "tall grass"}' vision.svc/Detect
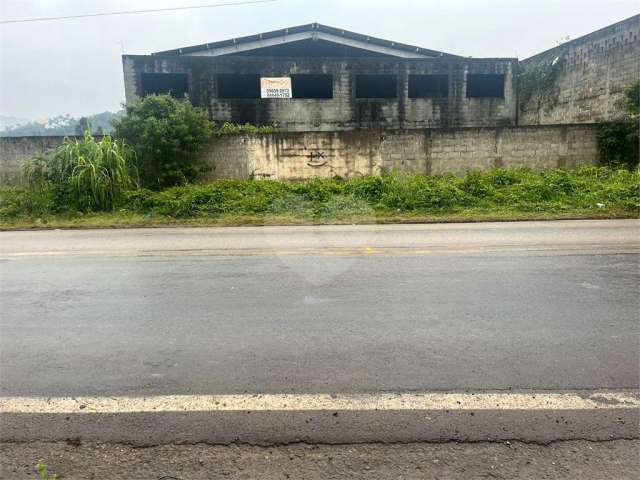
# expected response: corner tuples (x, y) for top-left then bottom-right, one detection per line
(3, 166), (638, 223)
(22, 132), (136, 211)
(122, 166), (640, 218)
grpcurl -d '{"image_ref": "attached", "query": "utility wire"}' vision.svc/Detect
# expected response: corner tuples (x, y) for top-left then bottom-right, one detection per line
(0, 0), (278, 24)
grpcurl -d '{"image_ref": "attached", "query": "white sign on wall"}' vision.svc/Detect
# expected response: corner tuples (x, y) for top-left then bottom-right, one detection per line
(260, 77), (292, 98)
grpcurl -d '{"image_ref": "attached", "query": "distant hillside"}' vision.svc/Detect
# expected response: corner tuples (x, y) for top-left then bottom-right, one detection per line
(0, 111), (124, 137)
(0, 115), (29, 131)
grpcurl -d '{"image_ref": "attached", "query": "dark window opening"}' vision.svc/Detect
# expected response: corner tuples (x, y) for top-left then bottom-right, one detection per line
(466, 74), (505, 98)
(141, 73), (188, 98)
(356, 75), (397, 99)
(408, 74), (449, 98)
(217, 74), (260, 99)
(291, 74), (333, 99)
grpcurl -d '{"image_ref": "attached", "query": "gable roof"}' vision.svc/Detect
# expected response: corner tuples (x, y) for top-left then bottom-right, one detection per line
(153, 23), (461, 58)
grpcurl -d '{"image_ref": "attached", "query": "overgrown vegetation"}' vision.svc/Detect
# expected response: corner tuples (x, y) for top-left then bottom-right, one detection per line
(598, 81), (640, 169)
(216, 122), (278, 135)
(112, 95), (214, 189)
(21, 131), (135, 212)
(4, 93), (636, 228)
(11, 96), (280, 214)
(517, 50), (567, 109)
(2, 167), (637, 227)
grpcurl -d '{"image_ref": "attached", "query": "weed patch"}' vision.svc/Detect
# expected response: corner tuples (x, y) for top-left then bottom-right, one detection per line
(2, 167), (638, 228)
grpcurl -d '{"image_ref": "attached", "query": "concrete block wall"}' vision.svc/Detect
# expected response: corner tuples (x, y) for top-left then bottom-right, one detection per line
(123, 55), (517, 131)
(519, 14), (640, 125)
(0, 136), (70, 184)
(202, 125), (600, 180)
(0, 125), (600, 185)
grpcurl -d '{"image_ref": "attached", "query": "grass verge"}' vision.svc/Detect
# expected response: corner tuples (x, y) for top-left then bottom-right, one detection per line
(2, 167), (638, 230)
(0, 209), (636, 231)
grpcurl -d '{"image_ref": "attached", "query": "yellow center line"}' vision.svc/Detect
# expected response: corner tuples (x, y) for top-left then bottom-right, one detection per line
(0, 243), (637, 258)
(1, 391), (638, 414)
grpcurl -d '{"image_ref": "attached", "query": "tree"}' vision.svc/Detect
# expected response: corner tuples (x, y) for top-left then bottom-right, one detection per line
(112, 95), (214, 189)
(75, 117), (91, 135)
(0, 111), (122, 137)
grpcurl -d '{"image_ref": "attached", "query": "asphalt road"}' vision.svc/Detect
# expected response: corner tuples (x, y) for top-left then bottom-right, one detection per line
(1, 220), (638, 396)
(0, 219), (638, 445)
(3, 440), (639, 480)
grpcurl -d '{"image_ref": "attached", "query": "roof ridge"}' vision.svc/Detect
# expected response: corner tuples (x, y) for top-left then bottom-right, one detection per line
(152, 23), (462, 58)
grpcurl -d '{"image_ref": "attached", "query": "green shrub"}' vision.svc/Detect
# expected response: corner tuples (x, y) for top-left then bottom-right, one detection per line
(112, 95), (214, 189)
(317, 194), (373, 218)
(598, 120), (638, 168)
(123, 188), (155, 211)
(138, 180), (289, 217)
(460, 171), (495, 199)
(619, 80), (640, 118)
(148, 184), (222, 217)
(379, 175), (467, 210)
(21, 132), (135, 212)
(288, 177), (346, 203)
(267, 193), (315, 217)
(484, 168), (524, 188)
(216, 122), (278, 135)
(598, 81), (639, 169)
(345, 175), (387, 201)
(0, 187), (54, 220)
(541, 169), (577, 195)
(576, 167), (640, 209)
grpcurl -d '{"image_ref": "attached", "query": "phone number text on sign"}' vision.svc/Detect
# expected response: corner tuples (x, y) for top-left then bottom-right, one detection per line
(263, 88), (291, 98)
(261, 77), (292, 99)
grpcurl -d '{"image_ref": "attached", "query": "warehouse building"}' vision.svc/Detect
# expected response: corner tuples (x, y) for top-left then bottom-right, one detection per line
(122, 23), (517, 131)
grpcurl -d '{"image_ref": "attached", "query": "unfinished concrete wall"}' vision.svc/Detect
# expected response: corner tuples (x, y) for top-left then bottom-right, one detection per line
(0, 126), (599, 185)
(0, 136), (71, 184)
(519, 15), (640, 125)
(201, 125), (600, 180)
(123, 55), (517, 131)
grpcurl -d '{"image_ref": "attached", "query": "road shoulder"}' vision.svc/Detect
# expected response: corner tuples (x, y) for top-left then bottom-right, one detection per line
(2, 440), (638, 480)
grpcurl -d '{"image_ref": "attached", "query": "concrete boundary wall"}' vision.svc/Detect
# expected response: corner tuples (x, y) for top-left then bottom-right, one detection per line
(519, 14), (640, 125)
(0, 136), (71, 185)
(204, 124), (600, 180)
(0, 124), (600, 185)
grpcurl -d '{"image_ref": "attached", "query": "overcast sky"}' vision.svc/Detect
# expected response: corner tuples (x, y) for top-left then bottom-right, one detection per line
(1, 0), (638, 120)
